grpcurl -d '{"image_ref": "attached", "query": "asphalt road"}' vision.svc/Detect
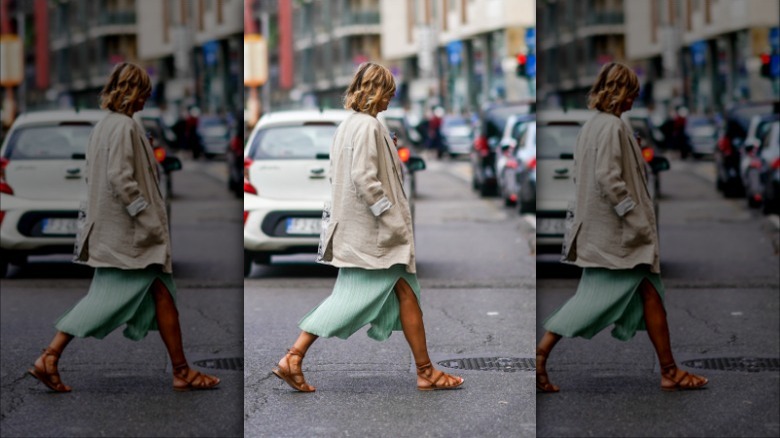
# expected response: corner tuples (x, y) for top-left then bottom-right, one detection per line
(536, 157), (780, 438)
(244, 154), (537, 438)
(0, 156), (244, 438)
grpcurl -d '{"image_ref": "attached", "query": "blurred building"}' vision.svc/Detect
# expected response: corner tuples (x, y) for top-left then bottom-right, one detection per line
(137, 0), (243, 117)
(381, 0), (535, 116)
(537, 0), (627, 110)
(625, 0), (780, 114)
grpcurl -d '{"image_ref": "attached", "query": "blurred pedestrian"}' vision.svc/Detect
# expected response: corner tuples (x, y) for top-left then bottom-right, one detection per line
(271, 62), (463, 392)
(27, 62), (220, 393)
(428, 106), (445, 158)
(536, 62), (708, 393)
(185, 106), (205, 159)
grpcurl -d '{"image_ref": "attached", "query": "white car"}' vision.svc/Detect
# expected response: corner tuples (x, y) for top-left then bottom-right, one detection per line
(0, 110), (178, 277)
(243, 109), (423, 276)
(535, 109), (668, 255)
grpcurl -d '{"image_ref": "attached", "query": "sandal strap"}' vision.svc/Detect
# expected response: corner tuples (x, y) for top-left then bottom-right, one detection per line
(287, 347), (306, 358)
(415, 361), (432, 372)
(43, 347), (62, 358)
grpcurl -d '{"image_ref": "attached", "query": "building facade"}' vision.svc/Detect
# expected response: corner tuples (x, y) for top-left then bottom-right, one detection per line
(625, 0), (779, 114)
(537, 0), (627, 110)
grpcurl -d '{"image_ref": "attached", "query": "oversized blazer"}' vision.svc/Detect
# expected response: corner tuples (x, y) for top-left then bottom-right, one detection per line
(561, 111), (661, 273)
(74, 111), (173, 273)
(317, 111), (416, 273)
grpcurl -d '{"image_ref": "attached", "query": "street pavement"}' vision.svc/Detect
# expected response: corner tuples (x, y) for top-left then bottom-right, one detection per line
(244, 154), (536, 437)
(0, 155), (244, 438)
(536, 157), (780, 438)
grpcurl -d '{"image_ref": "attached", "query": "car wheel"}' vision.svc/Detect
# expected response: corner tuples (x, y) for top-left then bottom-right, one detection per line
(519, 199), (535, 214)
(243, 251), (253, 277)
(0, 258), (7, 278)
(479, 182), (495, 197)
(723, 178), (744, 198)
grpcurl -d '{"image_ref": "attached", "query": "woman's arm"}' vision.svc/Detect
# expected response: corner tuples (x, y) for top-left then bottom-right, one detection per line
(350, 122), (392, 217)
(106, 123), (148, 217)
(594, 122), (635, 217)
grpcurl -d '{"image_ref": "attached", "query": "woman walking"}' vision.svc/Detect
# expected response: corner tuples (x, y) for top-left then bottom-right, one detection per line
(271, 62), (463, 392)
(27, 62), (219, 392)
(536, 62), (708, 393)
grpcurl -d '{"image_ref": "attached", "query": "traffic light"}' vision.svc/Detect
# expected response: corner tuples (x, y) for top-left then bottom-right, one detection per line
(516, 54), (527, 77)
(760, 53), (771, 78)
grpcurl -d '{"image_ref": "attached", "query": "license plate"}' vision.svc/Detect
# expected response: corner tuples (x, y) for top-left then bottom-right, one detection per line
(536, 218), (566, 236)
(41, 218), (78, 235)
(285, 218), (320, 235)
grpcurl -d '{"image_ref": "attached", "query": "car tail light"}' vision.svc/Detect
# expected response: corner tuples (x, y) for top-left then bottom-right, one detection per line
(718, 136), (733, 156)
(0, 211), (5, 227)
(243, 177), (257, 195)
(772, 158), (780, 170)
(641, 147), (654, 163)
(527, 157), (537, 170)
(753, 193), (763, 203)
(509, 193), (517, 203)
(243, 157), (253, 180)
(243, 211), (249, 225)
(0, 157), (13, 195)
(397, 146), (411, 163)
(474, 136), (489, 157)
(749, 159), (762, 169)
(505, 159), (518, 169)
(153, 147), (166, 163)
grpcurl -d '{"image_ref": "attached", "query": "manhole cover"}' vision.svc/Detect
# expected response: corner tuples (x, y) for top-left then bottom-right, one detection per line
(437, 357), (534, 372)
(681, 357), (780, 372)
(193, 357), (244, 371)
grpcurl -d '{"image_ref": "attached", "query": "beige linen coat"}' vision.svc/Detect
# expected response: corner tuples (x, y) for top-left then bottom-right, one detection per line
(317, 111), (416, 273)
(561, 111), (661, 273)
(74, 111), (172, 273)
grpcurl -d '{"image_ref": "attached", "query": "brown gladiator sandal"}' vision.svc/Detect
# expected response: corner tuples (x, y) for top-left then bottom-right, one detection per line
(272, 347), (315, 392)
(416, 361), (464, 391)
(28, 347), (71, 393)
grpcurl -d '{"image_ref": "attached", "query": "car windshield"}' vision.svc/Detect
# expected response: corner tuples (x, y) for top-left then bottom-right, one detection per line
(3, 124), (93, 159)
(536, 124), (581, 159)
(249, 124), (338, 159)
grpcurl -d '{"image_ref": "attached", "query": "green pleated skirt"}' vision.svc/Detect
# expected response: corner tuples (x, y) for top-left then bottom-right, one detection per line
(55, 266), (176, 341)
(298, 264), (420, 341)
(542, 266), (665, 341)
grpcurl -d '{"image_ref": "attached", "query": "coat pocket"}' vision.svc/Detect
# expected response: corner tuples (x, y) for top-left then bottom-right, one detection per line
(316, 221), (338, 263)
(376, 206), (410, 249)
(620, 209), (653, 248)
(132, 208), (165, 248)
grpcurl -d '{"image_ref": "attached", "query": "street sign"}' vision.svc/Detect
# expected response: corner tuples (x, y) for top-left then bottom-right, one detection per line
(525, 28), (536, 48)
(244, 34), (268, 87)
(203, 41), (219, 66)
(447, 41), (462, 66)
(770, 27), (779, 49)
(0, 34), (23, 87)
(771, 53), (780, 78)
(526, 53), (536, 77)
(691, 40), (707, 66)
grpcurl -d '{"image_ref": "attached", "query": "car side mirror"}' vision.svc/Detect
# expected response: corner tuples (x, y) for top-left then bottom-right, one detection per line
(163, 156), (182, 172)
(651, 156), (670, 173)
(407, 156), (426, 172)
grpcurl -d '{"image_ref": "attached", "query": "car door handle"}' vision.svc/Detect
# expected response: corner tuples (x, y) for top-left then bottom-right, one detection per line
(553, 168), (569, 179)
(309, 168), (326, 178)
(65, 168), (82, 179)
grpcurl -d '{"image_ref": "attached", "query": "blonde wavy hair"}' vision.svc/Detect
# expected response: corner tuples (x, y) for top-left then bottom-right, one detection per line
(343, 62), (396, 116)
(99, 62), (152, 116)
(587, 62), (640, 116)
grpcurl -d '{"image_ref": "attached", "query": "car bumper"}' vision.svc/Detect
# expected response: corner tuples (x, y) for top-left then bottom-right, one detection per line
(0, 195), (80, 254)
(243, 195), (325, 253)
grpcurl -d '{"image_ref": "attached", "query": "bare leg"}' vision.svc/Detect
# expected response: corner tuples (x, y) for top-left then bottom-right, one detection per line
(275, 331), (318, 391)
(394, 278), (463, 389)
(150, 279), (219, 389)
(639, 279), (707, 389)
(536, 331), (562, 392)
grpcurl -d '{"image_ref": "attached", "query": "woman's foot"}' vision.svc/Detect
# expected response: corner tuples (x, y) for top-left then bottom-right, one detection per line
(416, 361), (464, 391)
(272, 347), (315, 392)
(173, 364), (220, 391)
(28, 347), (71, 393)
(660, 364), (708, 391)
(536, 349), (559, 393)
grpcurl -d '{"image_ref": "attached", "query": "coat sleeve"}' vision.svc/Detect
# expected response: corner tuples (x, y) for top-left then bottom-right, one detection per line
(594, 121), (635, 217)
(106, 123), (148, 217)
(350, 121), (392, 217)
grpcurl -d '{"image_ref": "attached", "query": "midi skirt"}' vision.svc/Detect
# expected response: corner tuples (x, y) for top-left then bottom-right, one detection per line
(298, 264), (420, 341)
(55, 266), (177, 341)
(542, 266), (665, 341)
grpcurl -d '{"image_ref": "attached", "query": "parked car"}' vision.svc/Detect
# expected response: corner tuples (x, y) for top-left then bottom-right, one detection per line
(685, 114), (719, 159)
(243, 110), (425, 276)
(134, 108), (179, 198)
(740, 114), (780, 208)
(622, 108), (668, 197)
(440, 115), (473, 157)
(378, 111), (424, 198)
(535, 110), (669, 255)
(759, 121), (780, 214)
(470, 101), (534, 197)
(496, 117), (534, 206)
(515, 123), (537, 214)
(0, 110), (181, 277)
(197, 115), (232, 159)
(715, 101), (778, 197)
